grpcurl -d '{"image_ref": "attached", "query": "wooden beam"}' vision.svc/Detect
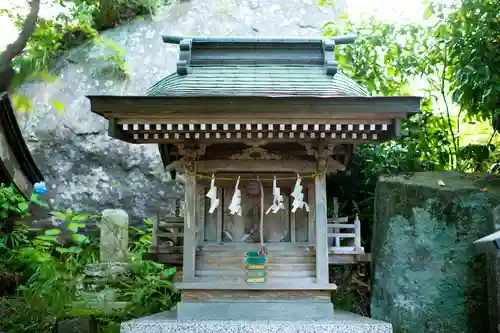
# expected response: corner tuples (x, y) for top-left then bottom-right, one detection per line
(183, 174), (197, 281)
(314, 173), (329, 285)
(130, 136), (384, 146)
(196, 173), (313, 188)
(88, 95), (420, 121)
(195, 160), (317, 173)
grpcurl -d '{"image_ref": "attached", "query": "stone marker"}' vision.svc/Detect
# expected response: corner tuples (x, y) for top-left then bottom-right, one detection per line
(100, 209), (129, 262)
(77, 209), (130, 313)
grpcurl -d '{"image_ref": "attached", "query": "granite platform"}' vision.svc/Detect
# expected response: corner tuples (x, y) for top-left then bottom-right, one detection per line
(120, 301), (393, 333)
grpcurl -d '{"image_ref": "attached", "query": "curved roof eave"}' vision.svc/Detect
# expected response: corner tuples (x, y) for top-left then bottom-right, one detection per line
(0, 92), (44, 197)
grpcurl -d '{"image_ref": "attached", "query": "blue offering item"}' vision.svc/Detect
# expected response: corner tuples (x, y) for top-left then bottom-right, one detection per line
(33, 182), (48, 195)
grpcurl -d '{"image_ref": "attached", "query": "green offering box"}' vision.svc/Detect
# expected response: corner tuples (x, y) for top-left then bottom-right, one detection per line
(245, 256), (268, 265)
(245, 251), (268, 265)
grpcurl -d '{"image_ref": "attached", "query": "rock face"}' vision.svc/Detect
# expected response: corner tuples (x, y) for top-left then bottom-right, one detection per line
(371, 172), (500, 333)
(17, 0), (344, 226)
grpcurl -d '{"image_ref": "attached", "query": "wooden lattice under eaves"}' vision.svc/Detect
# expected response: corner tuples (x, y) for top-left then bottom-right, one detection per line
(88, 35), (420, 300)
(120, 123), (389, 142)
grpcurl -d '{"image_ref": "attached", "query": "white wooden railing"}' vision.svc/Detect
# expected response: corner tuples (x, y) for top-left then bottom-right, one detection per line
(326, 198), (363, 254)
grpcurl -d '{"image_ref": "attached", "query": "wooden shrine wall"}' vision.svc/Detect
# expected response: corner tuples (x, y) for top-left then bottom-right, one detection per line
(200, 185), (311, 244)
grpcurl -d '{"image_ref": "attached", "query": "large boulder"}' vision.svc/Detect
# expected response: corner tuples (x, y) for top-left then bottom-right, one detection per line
(16, 0), (344, 226)
(371, 171), (500, 333)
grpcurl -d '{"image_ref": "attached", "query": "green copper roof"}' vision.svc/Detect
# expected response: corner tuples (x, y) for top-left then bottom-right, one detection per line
(147, 66), (369, 97)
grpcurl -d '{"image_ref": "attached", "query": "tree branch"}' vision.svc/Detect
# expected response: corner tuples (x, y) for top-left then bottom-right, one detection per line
(0, 0), (41, 77)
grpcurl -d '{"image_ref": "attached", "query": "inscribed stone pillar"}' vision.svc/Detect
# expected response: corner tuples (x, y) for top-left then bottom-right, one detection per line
(100, 209), (129, 262)
(372, 172), (499, 333)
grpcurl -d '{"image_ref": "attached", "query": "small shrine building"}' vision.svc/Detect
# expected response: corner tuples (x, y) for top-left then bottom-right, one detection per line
(88, 35), (420, 317)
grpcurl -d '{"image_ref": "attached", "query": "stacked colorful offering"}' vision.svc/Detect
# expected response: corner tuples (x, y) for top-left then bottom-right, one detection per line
(244, 251), (268, 284)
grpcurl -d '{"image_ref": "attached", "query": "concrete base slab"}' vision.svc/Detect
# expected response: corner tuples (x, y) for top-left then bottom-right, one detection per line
(176, 300), (335, 320)
(120, 304), (393, 333)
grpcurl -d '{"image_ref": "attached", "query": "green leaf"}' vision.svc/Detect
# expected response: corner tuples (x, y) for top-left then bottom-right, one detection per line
(71, 234), (89, 244)
(45, 228), (61, 236)
(55, 247), (70, 253)
(423, 6), (433, 20)
(338, 11), (349, 20)
(39, 72), (58, 82)
(67, 222), (79, 233)
(51, 211), (69, 220)
(30, 193), (49, 208)
(11, 94), (33, 112)
(162, 267), (177, 279)
(71, 214), (88, 223)
(51, 99), (65, 114)
(17, 202), (29, 212)
(36, 235), (59, 243)
(67, 246), (83, 253)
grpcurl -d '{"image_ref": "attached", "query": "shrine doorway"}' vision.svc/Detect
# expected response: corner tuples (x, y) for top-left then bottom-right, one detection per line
(203, 182), (311, 244)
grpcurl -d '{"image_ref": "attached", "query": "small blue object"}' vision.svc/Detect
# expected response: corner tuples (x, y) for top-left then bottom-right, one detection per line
(33, 182), (48, 195)
(217, 242), (224, 245)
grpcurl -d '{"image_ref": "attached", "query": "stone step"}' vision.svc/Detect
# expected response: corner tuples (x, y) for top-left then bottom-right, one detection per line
(197, 262), (315, 271)
(201, 249), (315, 257)
(197, 254), (316, 263)
(174, 277), (337, 290)
(195, 269), (315, 278)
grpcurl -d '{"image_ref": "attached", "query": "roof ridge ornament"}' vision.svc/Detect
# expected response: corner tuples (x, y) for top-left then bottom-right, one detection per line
(177, 38), (193, 76)
(323, 39), (338, 76)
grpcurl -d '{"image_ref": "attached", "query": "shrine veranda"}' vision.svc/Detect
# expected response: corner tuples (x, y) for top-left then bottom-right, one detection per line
(88, 35), (420, 317)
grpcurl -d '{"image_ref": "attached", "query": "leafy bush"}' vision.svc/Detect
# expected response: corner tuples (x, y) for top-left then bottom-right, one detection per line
(0, 184), (178, 333)
(74, 0), (167, 30)
(321, 0), (499, 315)
(8, 17), (98, 93)
(3, 0), (168, 109)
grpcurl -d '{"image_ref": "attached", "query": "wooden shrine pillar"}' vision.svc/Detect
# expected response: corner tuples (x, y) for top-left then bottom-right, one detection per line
(315, 156), (329, 285)
(183, 170), (197, 281)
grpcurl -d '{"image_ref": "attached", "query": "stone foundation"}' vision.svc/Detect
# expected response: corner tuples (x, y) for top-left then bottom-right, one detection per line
(121, 305), (392, 333)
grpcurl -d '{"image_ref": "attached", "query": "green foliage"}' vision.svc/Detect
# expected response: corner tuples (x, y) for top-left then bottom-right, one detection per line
(441, 0), (500, 121)
(0, 184), (177, 333)
(2, 0), (167, 111)
(323, 0), (499, 177)
(8, 16), (99, 91)
(74, 0), (166, 30)
(322, 1), (499, 312)
(0, 184), (29, 219)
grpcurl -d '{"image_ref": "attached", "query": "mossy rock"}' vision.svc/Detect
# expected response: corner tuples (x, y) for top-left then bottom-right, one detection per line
(371, 172), (499, 333)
